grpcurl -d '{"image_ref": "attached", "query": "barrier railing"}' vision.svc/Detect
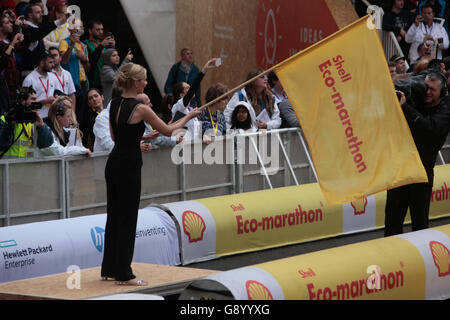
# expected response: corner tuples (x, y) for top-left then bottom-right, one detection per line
(0, 128), (316, 226)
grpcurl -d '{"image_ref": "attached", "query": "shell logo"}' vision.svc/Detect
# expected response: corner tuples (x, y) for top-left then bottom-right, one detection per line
(182, 210), (206, 243)
(429, 241), (450, 277)
(246, 280), (274, 300)
(350, 197), (368, 215)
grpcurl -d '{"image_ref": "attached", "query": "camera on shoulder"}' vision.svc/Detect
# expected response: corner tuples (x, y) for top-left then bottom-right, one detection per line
(6, 87), (42, 123)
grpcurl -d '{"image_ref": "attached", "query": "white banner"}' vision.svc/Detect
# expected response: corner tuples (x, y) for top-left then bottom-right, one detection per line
(0, 207), (179, 283)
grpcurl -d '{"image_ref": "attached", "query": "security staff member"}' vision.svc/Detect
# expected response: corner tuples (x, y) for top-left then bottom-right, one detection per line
(385, 72), (450, 236)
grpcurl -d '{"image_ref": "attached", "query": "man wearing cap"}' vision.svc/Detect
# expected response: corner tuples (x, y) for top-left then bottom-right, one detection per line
(391, 54), (408, 74)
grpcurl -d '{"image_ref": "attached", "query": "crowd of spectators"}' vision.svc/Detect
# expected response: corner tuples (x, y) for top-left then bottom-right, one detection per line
(378, 1), (450, 82)
(0, 0), (300, 161)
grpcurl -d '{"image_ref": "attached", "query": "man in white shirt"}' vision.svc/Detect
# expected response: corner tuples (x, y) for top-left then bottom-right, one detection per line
(22, 51), (59, 119)
(48, 46), (76, 110)
(405, 4), (449, 63)
(93, 102), (114, 153)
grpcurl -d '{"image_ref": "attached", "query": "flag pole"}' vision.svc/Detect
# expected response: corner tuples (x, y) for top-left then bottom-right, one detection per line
(196, 15), (372, 112)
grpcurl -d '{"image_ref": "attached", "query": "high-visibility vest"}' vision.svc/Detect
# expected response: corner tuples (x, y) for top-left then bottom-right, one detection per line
(2, 120), (38, 159)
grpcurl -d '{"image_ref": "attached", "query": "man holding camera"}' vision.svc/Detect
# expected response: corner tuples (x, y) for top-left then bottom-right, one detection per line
(59, 18), (90, 127)
(385, 71), (450, 236)
(405, 4), (449, 64)
(84, 19), (115, 90)
(0, 86), (53, 159)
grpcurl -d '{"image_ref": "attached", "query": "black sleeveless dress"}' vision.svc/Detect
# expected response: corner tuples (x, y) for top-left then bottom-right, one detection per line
(101, 97), (145, 281)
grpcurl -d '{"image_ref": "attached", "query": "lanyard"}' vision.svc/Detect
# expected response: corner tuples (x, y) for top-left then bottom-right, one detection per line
(54, 71), (65, 92)
(424, 24), (433, 35)
(145, 122), (153, 131)
(208, 108), (219, 136)
(22, 123), (33, 146)
(54, 23), (68, 42)
(39, 77), (49, 98)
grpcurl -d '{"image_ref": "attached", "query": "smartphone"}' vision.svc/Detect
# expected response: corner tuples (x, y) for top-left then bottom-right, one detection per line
(215, 58), (222, 67)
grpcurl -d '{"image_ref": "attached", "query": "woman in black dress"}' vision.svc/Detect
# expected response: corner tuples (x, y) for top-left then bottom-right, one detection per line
(100, 62), (210, 286)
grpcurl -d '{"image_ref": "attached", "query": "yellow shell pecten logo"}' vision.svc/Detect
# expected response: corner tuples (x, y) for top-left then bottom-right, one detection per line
(182, 210), (206, 243)
(350, 197), (368, 215)
(246, 280), (274, 300)
(429, 241), (450, 277)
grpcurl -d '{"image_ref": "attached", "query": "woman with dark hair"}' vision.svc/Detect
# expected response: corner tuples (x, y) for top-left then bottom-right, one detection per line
(228, 101), (257, 134)
(100, 48), (132, 107)
(82, 87), (104, 150)
(224, 68), (281, 130)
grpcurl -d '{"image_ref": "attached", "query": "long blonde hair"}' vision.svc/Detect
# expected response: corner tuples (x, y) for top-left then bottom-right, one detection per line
(48, 96), (82, 143)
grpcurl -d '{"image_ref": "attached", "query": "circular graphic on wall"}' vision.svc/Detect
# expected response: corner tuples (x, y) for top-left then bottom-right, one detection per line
(256, 0), (339, 69)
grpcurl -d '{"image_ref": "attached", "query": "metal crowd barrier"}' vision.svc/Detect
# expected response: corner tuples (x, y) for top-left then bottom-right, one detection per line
(0, 128), (318, 227)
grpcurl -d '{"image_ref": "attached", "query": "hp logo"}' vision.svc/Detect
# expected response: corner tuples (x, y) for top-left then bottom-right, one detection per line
(90, 227), (105, 253)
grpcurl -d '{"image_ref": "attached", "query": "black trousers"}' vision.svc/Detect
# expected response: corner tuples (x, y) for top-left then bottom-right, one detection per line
(384, 176), (433, 236)
(101, 155), (142, 281)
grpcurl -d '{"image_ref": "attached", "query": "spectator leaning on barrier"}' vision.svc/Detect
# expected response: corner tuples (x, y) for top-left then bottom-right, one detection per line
(22, 49), (58, 119)
(136, 93), (180, 149)
(224, 68), (281, 131)
(0, 86), (54, 159)
(277, 99), (301, 129)
(40, 95), (91, 157)
(83, 87), (104, 151)
(386, 71), (450, 235)
(164, 47), (202, 108)
(92, 100), (113, 153)
(227, 100), (258, 134)
(405, 4), (449, 62)
(200, 83), (228, 145)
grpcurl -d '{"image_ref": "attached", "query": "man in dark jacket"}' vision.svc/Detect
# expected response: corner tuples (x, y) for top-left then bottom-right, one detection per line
(385, 71), (450, 235)
(164, 48), (201, 107)
(382, 0), (414, 60)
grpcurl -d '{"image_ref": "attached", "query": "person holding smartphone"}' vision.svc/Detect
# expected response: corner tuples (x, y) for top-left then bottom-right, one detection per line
(405, 4), (449, 63)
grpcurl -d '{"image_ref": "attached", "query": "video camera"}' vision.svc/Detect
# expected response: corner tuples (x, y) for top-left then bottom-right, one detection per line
(394, 74), (428, 105)
(6, 87), (42, 123)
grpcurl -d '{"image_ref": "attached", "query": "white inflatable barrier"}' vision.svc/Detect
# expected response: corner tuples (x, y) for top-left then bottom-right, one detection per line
(178, 225), (450, 300)
(0, 207), (179, 283)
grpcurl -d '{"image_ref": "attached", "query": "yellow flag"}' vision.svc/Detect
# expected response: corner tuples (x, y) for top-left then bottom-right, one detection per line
(275, 15), (428, 205)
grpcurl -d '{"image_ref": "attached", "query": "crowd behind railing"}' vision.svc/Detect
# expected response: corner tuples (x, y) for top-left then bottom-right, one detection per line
(0, 0), (302, 162)
(356, 1), (450, 79)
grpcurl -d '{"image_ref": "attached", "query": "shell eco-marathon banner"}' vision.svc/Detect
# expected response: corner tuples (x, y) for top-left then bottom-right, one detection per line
(178, 224), (450, 300)
(0, 207), (179, 283)
(158, 164), (450, 265)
